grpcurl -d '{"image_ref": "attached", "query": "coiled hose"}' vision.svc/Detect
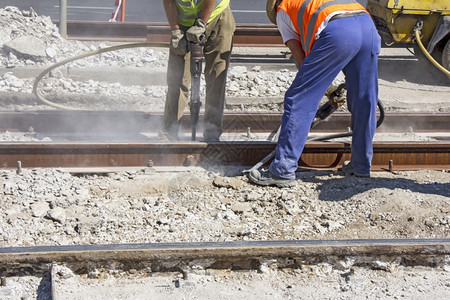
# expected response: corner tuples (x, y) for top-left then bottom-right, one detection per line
(414, 21), (450, 77)
(33, 42), (168, 110)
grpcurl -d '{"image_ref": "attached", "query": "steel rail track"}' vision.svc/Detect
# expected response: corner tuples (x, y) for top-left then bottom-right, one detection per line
(0, 239), (448, 276)
(0, 141), (448, 171)
(58, 21), (284, 45)
(57, 21), (413, 48)
(0, 112), (449, 170)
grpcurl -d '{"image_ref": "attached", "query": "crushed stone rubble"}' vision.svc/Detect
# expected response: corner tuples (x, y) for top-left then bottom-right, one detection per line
(0, 6), (166, 70)
(0, 168), (448, 247)
(0, 167), (449, 298)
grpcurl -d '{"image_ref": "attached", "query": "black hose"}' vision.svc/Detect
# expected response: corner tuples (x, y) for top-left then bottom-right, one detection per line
(309, 99), (385, 141)
(376, 99), (385, 128)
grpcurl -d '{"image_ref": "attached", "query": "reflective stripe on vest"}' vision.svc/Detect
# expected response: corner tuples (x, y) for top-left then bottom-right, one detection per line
(278, 0), (367, 55)
(175, 0), (229, 27)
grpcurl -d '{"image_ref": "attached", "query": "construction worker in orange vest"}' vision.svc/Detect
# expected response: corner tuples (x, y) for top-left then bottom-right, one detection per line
(249, 0), (381, 187)
(160, 0), (235, 141)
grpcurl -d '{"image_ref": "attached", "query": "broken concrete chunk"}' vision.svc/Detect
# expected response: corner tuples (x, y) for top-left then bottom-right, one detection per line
(0, 28), (12, 46)
(4, 35), (46, 59)
(213, 177), (243, 189)
(46, 207), (67, 224)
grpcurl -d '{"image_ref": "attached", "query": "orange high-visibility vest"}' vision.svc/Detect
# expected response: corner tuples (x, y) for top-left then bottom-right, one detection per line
(278, 0), (367, 55)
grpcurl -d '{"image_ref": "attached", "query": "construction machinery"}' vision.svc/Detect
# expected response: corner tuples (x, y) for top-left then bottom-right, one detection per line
(366, 0), (450, 75)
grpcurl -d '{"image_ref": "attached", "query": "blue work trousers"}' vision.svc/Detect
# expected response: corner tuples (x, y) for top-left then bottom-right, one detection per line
(269, 14), (381, 179)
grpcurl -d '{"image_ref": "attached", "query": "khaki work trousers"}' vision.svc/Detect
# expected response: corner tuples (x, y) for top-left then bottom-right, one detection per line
(161, 5), (235, 140)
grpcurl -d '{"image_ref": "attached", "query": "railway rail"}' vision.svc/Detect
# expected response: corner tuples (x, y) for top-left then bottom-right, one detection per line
(0, 111), (449, 171)
(0, 239), (449, 276)
(58, 20), (413, 48)
(59, 21), (284, 45)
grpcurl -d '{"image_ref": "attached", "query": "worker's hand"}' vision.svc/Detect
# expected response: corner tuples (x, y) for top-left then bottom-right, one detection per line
(186, 18), (206, 43)
(170, 29), (188, 56)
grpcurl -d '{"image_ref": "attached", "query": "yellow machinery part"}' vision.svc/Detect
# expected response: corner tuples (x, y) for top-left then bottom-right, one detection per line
(371, 0), (449, 13)
(367, 0), (448, 44)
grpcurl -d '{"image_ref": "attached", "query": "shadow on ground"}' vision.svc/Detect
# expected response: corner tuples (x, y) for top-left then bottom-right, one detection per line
(378, 50), (449, 86)
(299, 171), (450, 202)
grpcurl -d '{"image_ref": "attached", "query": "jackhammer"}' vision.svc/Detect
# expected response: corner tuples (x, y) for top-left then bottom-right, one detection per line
(245, 84), (384, 173)
(188, 40), (204, 141)
(310, 83), (346, 129)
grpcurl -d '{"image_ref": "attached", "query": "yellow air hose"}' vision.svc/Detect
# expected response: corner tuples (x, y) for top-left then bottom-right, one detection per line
(33, 42), (169, 110)
(414, 23), (450, 77)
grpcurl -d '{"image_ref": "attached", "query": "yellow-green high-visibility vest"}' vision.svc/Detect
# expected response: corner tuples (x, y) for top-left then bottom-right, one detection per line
(175, 0), (230, 27)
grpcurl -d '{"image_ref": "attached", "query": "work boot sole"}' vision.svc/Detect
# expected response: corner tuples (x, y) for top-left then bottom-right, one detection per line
(248, 169), (296, 188)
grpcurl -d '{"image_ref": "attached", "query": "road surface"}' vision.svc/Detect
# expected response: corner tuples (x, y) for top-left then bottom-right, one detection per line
(0, 0), (270, 23)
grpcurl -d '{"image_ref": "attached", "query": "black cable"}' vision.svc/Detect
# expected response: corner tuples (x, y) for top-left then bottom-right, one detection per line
(308, 99), (385, 142)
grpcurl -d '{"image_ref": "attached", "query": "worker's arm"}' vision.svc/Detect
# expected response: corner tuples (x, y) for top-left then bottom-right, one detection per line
(163, 0), (179, 30)
(198, 0), (216, 23)
(163, 0), (188, 55)
(285, 39), (305, 68)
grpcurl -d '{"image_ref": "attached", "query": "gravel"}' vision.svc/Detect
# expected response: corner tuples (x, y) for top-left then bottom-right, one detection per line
(1, 167), (449, 247)
(0, 167), (449, 299)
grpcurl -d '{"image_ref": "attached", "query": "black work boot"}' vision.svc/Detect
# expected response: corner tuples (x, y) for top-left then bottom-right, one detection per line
(203, 127), (222, 142)
(203, 134), (220, 142)
(248, 169), (296, 188)
(341, 161), (370, 178)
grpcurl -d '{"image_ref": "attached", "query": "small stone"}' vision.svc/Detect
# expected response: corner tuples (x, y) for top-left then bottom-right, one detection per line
(245, 191), (262, 201)
(54, 265), (75, 279)
(213, 177), (243, 189)
(88, 269), (101, 279)
(45, 47), (56, 58)
(31, 201), (49, 217)
(46, 207), (67, 224)
(219, 197), (233, 205)
(230, 202), (252, 213)
(424, 218), (437, 228)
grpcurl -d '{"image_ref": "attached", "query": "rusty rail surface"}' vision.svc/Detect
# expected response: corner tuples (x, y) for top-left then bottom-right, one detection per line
(0, 111), (449, 171)
(58, 21), (411, 47)
(0, 141), (448, 171)
(0, 239), (448, 276)
(59, 21), (284, 45)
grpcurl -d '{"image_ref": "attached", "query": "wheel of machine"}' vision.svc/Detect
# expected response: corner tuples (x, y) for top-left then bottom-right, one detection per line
(442, 38), (450, 73)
